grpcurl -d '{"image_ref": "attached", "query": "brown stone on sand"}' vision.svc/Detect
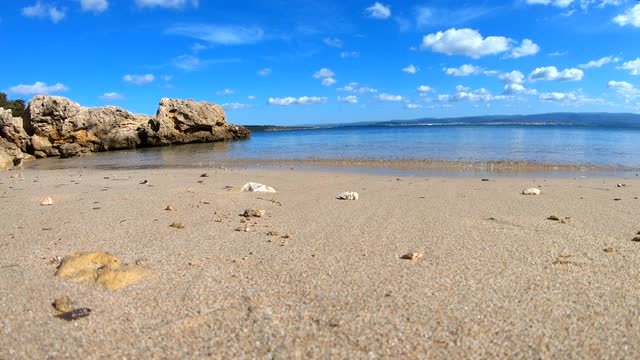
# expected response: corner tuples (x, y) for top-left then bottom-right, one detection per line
(243, 209), (266, 218)
(52, 295), (74, 313)
(400, 252), (423, 260)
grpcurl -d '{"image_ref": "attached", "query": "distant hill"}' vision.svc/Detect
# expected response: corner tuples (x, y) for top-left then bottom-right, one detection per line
(244, 113), (640, 131)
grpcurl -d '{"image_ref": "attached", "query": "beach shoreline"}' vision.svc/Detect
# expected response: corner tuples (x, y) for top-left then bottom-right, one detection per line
(1, 166), (639, 357)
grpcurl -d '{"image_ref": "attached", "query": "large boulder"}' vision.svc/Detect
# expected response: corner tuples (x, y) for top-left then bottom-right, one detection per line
(0, 108), (30, 152)
(140, 98), (250, 146)
(0, 138), (24, 170)
(24, 96), (146, 157)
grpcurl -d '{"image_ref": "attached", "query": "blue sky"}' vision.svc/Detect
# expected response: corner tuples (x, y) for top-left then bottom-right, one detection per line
(2, 0), (640, 125)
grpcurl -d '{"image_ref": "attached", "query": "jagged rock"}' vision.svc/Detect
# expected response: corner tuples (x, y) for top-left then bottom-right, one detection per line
(522, 188), (541, 195)
(140, 98), (250, 146)
(59, 143), (92, 158)
(0, 108), (29, 152)
(338, 191), (359, 200)
(24, 96), (145, 157)
(0, 138), (24, 170)
(240, 182), (276, 193)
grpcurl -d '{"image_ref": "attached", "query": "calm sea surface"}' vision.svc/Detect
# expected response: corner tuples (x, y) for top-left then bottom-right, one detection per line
(27, 125), (640, 171)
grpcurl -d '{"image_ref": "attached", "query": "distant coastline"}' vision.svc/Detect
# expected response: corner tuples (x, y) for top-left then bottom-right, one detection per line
(244, 112), (640, 131)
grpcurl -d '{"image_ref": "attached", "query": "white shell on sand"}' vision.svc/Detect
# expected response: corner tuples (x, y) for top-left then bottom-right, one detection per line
(240, 182), (277, 193)
(522, 188), (541, 195)
(338, 191), (359, 200)
(41, 197), (54, 206)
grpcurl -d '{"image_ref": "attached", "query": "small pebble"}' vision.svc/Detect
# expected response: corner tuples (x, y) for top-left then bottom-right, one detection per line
(55, 308), (92, 321)
(200, 173), (209, 178)
(139, 180), (148, 184)
(243, 209), (266, 218)
(267, 230), (280, 236)
(165, 205), (177, 211)
(52, 296), (74, 313)
(604, 247), (616, 253)
(547, 215), (560, 221)
(614, 198), (622, 201)
(400, 252), (423, 260)
(170, 222), (185, 229)
(41, 197), (54, 206)
(481, 178), (490, 181)
(631, 236), (640, 242)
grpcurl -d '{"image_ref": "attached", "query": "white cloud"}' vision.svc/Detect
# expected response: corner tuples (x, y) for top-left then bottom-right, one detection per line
(8, 82), (69, 95)
(337, 95), (358, 103)
(509, 39), (540, 58)
(373, 93), (405, 102)
(538, 91), (603, 105)
(123, 74), (154, 85)
(618, 58), (640, 75)
(417, 85), (436, 93)
(160, 75), (173, 81)
(136, 0), (198, 8)
(405, 103), (422, 110)
(438, 87), (507, 102)
(322, 78), (337, 86)
(500, 70), (525, 84)
(216, 89), (235, 95)
(579, 56), (620, 69)
(222, 103), (252, 110)
(529, 66), (583, 81)
(340, 51), (360, 58)
(402, 64), (419, 74)
(268, 96), (328, 106)
(503, 84), (537, 95)
(549, 51), (568, 57)
(608, 80), (640, 100)
(338, 82), (379, 94)
(444, 64), (492, 76)
(613, 4), (640, 27)
(166, 24), (264, 45)
(419, 28), (511, 58)
(191, 43), (206, 53)
(356, 87), (378, 94)
(22, 2), (65, 23)
(526, 0), (575, 8)
(323, 38), (343, 48)
(79, 0), (108, 13)
(313, 68), (335, 78)
(172, 54), (201, 71)
(247, 95), (256, 100)
(337, 82), (358, 92)
(365, 2), (391, 19)
(258, 68), (272, 76)
(99, 92), (123, 101)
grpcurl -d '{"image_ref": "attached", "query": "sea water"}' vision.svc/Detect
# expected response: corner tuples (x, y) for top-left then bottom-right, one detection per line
(26, 125), (640, 171)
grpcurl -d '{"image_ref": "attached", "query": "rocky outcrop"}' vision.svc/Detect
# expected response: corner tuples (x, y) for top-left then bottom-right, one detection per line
(0, 108), (30, 152)
(13, 96), (250, 160)
(0, 138), (24, 170)
(140, 98), (250, 146)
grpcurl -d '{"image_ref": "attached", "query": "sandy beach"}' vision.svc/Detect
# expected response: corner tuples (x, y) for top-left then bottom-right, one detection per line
(1, 166), (640, 358)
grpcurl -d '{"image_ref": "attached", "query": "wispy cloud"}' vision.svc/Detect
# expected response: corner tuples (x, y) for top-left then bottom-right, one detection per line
(402, 64), (419, 74)
(579, 56), (620, 69)
(166, 24), (265, 45)
(123, 74), (154, 85)
(528, 66), (583, 81)
(136, 0), (198, 9)
(365, 2), (391, 19)
(323, 37), (343, 48)
(22, 2), (65, 23)
(373, 93), (405, 102)
(216, 89), (235, 95)
(258, 68), (272, 76)
(99, 92), (124, 101)
(268, 96), (328, 106)
(222, 102), (252, 110)
(79, 0), (108, 13)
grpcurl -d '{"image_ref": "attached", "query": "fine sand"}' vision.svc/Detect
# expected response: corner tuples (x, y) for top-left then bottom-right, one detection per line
(1, 166), (639, 358)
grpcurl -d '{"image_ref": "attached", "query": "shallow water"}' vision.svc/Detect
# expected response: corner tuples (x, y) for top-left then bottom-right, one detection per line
(26, 125), (640, 173)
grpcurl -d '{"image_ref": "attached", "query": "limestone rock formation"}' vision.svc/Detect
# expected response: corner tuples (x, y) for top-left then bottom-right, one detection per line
(0, 138), (24, 170)
(24, 96), (145, 158)
(0, 108), (29, 152)
(140, 98), (250, 146)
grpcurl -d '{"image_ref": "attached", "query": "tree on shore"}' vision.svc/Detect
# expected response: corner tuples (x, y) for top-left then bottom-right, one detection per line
(0, 92), (26, 118)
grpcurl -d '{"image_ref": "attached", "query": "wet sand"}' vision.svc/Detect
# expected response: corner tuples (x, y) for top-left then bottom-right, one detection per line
(1, 167), (639, 358)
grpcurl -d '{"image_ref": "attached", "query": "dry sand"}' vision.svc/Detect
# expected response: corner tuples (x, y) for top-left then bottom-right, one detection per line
(1, 166), (639, 358)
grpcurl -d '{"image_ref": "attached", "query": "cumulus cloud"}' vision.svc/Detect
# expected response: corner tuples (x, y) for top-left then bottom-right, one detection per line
(99, 92), (124, 101)
(365, 2), (391, 19)
(613, 4), (640, 27)
(8, 81), (69, 95)
(538, 91), (603, 105)
(258, 68), (272, 76)
(22, 2), (65, 23)
(529, 66), (583, 81)
(166, 24), (264, 45)
(503, 84), (537, 95)
(313, 68), (335, 78)
(618, 58), (640, 75)
(222, 103), (252, 110)
(438, 87), (507, 102)
(579, 56), (620, 69)
(402, 64), (419, 74)
(608, 80), (640, 100)
(136, 0), (198, 8)
(79, 0), (108, 13)
(337, 95), (358, 103)
(216, 89), (235, 95)
(340, 51), (360, 58)
(444, 64), (495, 76)
(509, 39), (540, 58)
(417, 85), (436, 93)
(373, 93), (405, 102)
(500, 70), (525, 84)
(268, 96), (328, 106)
(123, 74), (154, 85)
(323, 38), (343, 48)
(337, 82), (379, 94)
(419, 28), (511, 58)
(322, 78), (337, 86)
(405, 103), (422, 110)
